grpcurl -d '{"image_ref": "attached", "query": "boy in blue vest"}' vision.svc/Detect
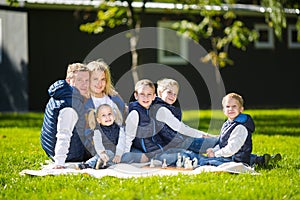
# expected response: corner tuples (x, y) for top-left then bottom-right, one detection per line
(41, 63), (90, 169)
(200, 93), (281, 167)
(155, 79), (281, 167)
(153, 78), (218, 153)
(122, 79), (207, 165)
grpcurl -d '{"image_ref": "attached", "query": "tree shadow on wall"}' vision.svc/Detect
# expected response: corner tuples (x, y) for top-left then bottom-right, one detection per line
(0, 50), (28, 112)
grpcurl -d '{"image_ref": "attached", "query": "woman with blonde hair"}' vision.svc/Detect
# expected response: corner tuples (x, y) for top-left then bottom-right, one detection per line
(84, 59), (127, 156)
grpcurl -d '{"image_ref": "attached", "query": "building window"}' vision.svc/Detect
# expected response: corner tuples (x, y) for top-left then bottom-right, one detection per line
(157, 21), (188, 65)
(254, 24), (274, 49)
(288, 25), (300, 49)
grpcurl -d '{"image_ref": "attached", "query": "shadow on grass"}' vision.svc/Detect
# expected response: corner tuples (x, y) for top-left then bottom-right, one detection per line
(193, 114), (300, 137)
(1, 112), (299, 137)
(256, 164), (282, 171)
(252, 114), (300, 137)
(0, 112), (43, 128)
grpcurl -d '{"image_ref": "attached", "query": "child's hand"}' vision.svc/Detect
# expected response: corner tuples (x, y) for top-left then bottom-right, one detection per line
(112, 155), (121, 163)
(99, 152), (109, 162)
(206, 148), (215, 157)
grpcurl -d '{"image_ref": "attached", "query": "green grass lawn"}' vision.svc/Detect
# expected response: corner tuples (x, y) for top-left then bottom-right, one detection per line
(0, 109), (299, 199)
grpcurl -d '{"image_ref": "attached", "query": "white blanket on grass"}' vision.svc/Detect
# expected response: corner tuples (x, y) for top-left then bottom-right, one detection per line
(20, 161), (259, 178)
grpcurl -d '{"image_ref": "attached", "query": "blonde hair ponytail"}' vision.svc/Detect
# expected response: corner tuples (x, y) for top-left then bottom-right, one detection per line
(87, 109), (97, 130)
(112, 106), (123, 126)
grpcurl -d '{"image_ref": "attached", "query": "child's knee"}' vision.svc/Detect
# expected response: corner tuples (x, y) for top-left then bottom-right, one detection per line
(140, 154), (149, 163)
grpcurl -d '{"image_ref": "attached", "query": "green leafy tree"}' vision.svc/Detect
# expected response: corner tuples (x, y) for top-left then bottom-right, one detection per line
(173, 0), (300, 68)
(78, 0), (300, 72)
(172, 2), (258, 68)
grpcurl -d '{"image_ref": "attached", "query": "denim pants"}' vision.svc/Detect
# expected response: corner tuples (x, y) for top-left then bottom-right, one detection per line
(158, 148), (204, 166)
(198, 154), (261, 167)
(198, 156), (232, 167)
(121, 148), (202, 166)
(120, 148), (146, 164)
(185, 137), (219, 153)
(85, 150), (114, 168)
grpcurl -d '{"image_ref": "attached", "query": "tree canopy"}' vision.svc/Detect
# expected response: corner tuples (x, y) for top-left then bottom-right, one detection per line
(78, 0), (300, 68)
(7, 0), (300, 68)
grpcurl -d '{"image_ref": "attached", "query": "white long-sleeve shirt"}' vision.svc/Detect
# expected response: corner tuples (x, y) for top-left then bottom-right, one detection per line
(93, 127), (126, 156)
(213, 125), (248, 158)
(156, 107), (208, 138)
(92, 95), (123, 126)
(53, 107), (78, 166)
(124, 110), (139, 153)
(124, 107), (208, 153)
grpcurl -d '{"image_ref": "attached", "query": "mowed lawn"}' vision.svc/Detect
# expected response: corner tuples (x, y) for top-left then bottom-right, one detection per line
(0, 109), (299, 200)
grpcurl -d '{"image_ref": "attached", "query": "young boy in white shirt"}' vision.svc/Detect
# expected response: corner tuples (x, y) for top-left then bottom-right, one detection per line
(122, 79), (208, 165)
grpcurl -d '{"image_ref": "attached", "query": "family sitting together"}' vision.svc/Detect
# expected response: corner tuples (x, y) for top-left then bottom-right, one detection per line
(40, 60), (281, 170)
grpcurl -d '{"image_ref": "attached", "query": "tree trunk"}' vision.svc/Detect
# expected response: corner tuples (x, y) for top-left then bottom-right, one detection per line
(130, 29), (139, 85)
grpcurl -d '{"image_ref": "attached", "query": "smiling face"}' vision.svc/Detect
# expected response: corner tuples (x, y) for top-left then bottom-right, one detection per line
(96, 105), (115, 126)
(69, 71), (90, 98)
(90, 70), (106, 98)
(159, 85), (178, 105)
(134, 85), (156, 109)
(223, 97), (244, 121)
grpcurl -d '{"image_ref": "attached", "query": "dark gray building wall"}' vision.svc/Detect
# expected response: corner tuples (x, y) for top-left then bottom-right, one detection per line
(221, 16), (300, 108)
(1, 7), (299, 112)
(0, 9), (28, 112)
(27, 8), (130, 111)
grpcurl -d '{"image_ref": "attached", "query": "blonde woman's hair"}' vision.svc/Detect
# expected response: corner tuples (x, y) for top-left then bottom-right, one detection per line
(87, 104), (123, 130)
(66, 63), (88, 81)
(157, 78), (179, 96)
(86, 59), (117, 96)
(134, 79), (155, 93)
(222, 92), (244, 108)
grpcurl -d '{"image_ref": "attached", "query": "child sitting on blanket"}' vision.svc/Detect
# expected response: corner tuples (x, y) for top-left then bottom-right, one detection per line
(157, 79), (281, 167)
(199, 93), (254, 167)
(154, 78), (218, 152)
(77, 104), (125, 169)
(122, 79), (206, 165)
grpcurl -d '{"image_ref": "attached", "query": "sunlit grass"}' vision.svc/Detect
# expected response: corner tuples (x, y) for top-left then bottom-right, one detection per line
(0, 110), (299, 200)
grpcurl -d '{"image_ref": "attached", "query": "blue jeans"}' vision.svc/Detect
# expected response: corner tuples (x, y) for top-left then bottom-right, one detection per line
(185, 137), (219, 154)
(121, 148), (202, 166)
(157, 148), (203, 166)
(250, 154), (261, 166)
(198, 155), (260, 167)
(198, 157), (232, 167)
(184, 137), (260, 166)
(121, 148), (146, 163)
(84, 150), (114, 168)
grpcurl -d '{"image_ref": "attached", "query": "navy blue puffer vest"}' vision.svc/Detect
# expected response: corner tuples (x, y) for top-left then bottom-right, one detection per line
(151, 97), (186, 149)
(97, 122), (120, 153)
(219, 114), (254, 165)
(40, 80), (87, 162)
(129, 101), (164, 155)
